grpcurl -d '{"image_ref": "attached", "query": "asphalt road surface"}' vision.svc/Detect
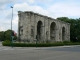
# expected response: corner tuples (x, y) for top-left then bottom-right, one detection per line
(0, 45), (80, 60)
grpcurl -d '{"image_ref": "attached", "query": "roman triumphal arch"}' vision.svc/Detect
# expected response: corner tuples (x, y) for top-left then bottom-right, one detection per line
(18, 11), (70, 43)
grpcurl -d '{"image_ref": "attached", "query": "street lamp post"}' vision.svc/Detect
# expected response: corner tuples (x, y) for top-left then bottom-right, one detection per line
(36, 35), (38, 48)
(11, 6), (13, 48)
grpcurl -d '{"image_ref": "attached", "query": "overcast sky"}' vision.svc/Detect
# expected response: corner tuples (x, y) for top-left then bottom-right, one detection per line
(0, 0), (80, 32)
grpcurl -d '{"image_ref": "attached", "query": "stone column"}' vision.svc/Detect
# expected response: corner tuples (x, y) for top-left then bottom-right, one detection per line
(34, 14), (37, 41)
(48, 18), (50, 41)
(18, 11), (21, 42)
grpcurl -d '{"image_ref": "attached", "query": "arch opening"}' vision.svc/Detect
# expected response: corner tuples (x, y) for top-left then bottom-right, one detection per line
(62, 27), (65, 41)
(50, 22), (56, 41)
(37, 21), (43, 40)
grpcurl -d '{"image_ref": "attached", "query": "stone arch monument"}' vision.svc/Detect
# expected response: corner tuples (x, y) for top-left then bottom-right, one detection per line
(18, 11), (70, 42)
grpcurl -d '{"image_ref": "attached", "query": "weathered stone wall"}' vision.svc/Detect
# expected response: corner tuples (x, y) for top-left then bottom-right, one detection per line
(18, 11), (70, 43)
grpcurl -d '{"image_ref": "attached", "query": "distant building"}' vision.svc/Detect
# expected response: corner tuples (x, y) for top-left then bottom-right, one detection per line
(18, 11), (70, 43)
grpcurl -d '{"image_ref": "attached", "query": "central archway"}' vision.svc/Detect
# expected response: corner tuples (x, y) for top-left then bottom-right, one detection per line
(50, 22), (56, 41)
(37, 21), (43, 40)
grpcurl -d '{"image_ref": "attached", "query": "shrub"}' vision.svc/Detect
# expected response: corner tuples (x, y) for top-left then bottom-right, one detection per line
(63, 41), (70, 43)
(2, 40), (11, 46)
(64, 42), (80, 45)
(13, 43), (36, 47)
(2, 41), (64, 47)
(2, 41), (80, 47)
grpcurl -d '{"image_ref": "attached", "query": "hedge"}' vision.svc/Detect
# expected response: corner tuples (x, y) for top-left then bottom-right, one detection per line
(2, 40), (80, 47)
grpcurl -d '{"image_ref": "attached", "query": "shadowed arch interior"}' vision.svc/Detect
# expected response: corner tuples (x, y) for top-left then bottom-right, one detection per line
(37, 21), (43, 40)
(50, 22), (56, 41)
(62, 27), (65, 41)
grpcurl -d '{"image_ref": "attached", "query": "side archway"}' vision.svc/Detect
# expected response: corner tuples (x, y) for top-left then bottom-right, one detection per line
(50, 22), (56, 41)
(37, 21), (43, 40)
(62, 27), (65, 41)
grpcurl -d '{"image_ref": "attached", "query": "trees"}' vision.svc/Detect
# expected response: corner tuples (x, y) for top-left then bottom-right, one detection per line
(0, 29), (17, 41)
(0, 31), (4, 41)
(5, 30), (11, 40)
(57, 17), (80, 42)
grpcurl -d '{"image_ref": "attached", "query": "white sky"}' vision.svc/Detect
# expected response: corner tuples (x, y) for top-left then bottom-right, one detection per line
(0, 0), (80, 33)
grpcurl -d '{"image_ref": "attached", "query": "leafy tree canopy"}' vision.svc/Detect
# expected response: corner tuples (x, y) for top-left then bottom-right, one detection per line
(0, 29), (17, 41)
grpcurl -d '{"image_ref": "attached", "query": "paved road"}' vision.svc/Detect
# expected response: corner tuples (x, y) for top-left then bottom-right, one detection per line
(0, 43), (80, 60)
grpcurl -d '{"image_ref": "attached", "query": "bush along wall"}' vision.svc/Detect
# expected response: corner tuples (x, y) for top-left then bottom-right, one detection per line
(2, 40), (11, 46)
(2, 40), (80, 47)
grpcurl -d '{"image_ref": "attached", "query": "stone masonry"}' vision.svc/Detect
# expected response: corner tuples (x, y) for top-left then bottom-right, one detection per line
(18, 11), (70, 43)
